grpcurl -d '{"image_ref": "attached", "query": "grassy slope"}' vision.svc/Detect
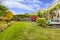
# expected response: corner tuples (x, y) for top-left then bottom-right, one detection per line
(0, 22), (60, 40)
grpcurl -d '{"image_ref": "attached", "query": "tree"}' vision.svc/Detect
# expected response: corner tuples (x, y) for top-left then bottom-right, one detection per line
(24, 13), (30, 18)
(30, 15), (38, 22)
(0, 5), (13, 22)
(37, 9), (45, 18)
(0, 5), (8, 17)
(5, 10), (13, 20)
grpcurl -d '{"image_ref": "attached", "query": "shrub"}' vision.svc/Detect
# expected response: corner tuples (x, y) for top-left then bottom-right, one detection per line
(30, 16), (39, 22)
(36, 18), (47, 27)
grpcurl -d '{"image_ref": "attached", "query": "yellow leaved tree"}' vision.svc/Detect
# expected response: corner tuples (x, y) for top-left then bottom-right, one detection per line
(0, 5), (14, 22)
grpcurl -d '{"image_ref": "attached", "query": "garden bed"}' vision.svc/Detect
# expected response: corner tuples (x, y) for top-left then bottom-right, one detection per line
(0, 21), (14, 32)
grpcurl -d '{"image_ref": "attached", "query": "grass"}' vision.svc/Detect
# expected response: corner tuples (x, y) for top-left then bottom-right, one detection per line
(0, 22), (60, 40)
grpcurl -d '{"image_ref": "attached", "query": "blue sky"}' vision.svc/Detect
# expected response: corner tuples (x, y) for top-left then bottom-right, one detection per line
(2, 0), (56, 14)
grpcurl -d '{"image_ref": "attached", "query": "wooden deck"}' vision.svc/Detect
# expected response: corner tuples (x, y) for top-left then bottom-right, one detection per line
(50, 22), (60, 25)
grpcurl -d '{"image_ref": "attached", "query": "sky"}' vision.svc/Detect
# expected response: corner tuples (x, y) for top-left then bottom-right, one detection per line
(2, 0), (56, 14)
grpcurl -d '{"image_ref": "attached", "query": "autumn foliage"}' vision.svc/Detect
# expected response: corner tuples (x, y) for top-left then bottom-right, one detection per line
(0, 5), (14, 21)
(1, 10), (13, 21)
(30, 15), (39, 22)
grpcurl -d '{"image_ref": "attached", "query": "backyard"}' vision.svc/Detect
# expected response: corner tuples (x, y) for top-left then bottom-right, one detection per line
(0, 22), (60, 40)
(0, 0), (60, 40)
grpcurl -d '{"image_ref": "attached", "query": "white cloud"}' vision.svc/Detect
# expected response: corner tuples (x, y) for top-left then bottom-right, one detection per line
(45, 3), (50, 6)
(2, 0), (35, 11)
(3, 0), (24, 2)
(1, 0), (55, 14)
(33, 0), (39, 3)
(9, 9), (17, 15)
(14, 0), (24, 2)
(2, 0), (44, 12)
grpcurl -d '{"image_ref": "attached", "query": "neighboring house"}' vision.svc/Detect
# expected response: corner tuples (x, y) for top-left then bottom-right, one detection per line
(47, 1), (60, 24)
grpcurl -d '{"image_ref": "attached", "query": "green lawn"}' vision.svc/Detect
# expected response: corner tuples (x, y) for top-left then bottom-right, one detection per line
(0, 22), (60, 40)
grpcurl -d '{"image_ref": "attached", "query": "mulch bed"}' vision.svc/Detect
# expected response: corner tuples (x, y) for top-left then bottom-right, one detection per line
(46, 25), (60, 28)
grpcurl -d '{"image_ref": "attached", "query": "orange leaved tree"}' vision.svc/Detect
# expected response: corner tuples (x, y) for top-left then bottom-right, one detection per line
(0, 5), (14, 23)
